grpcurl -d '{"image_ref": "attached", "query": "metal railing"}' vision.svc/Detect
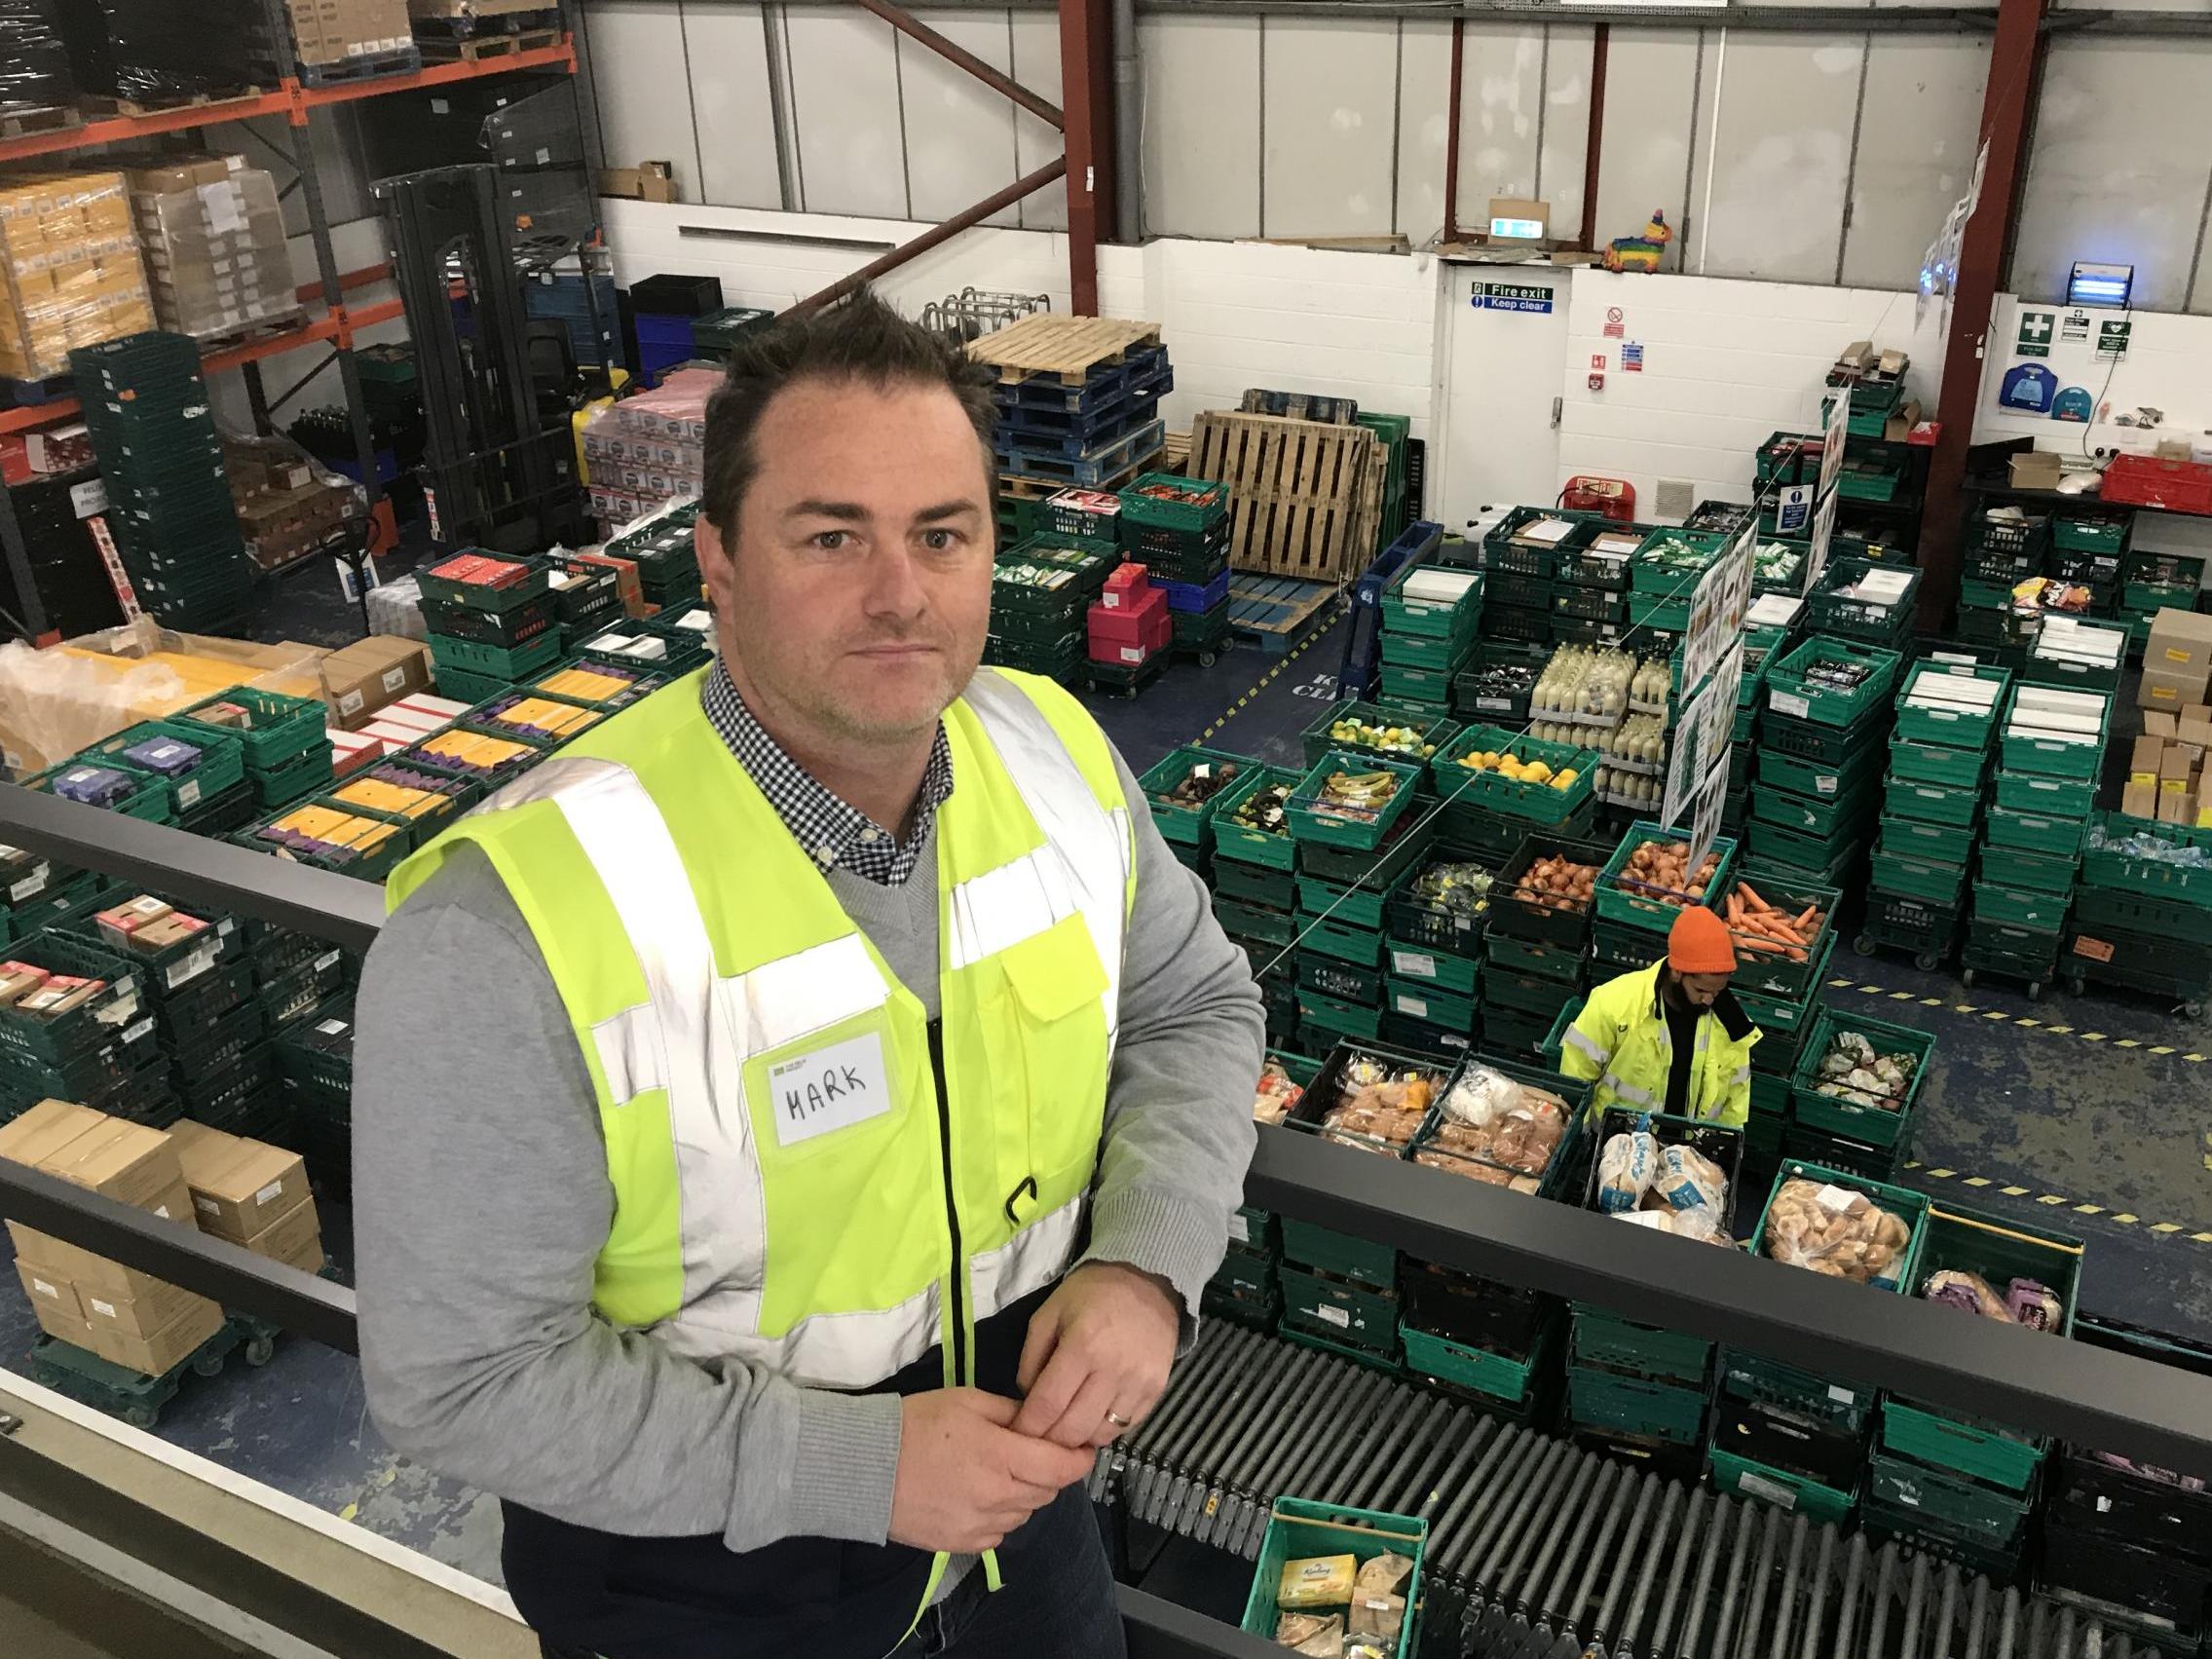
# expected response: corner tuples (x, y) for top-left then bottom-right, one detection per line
(4, 780), (2212, 1655)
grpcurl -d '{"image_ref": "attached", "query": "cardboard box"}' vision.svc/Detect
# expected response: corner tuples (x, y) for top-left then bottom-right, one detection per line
(94, 894), (173, 949)
(2121, 779), (2159, 819)
(41, 1119), (182, 1212)
(2009, 451), (2063, 490)
(2140, 666), (2210, 711)
(241, 1194), (321, 1266)
(2145, 710), (2180, 740)
(2162, 743), (2199, 782)
(85, 1295), (225, 1378)
(79, 1270), (216, 1342)
(2160, 788), (2194, 826)
(2180, 704), (2212, 751)
(0, 1097), (106, 1170)
(166, 1120), (309, 1245)
(599, 162), (678, 204)
(320, 635), (433, 727)
(2148, 608), (2212, 678)
(2129, 735), (2165, 782)
(16, 1258), (82, 1324)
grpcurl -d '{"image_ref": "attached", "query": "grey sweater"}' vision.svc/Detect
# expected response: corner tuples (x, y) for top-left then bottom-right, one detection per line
(352, 744), (1262, 1556)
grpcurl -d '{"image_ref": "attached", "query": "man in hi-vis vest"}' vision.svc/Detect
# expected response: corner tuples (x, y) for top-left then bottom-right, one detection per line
(354, 293), (1263, 1659)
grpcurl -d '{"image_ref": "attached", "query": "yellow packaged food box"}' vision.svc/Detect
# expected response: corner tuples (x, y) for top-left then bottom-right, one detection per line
(1277, 1553), (1358, 1609)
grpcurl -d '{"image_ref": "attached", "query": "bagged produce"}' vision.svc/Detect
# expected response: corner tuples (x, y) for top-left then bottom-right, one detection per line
(1809, 1029), (1918, 1112)
(1596, 1130), (1660, 1213)
(1763, 1179), (1912, 1283)
(1255, 1060), (1304, 1126)
(1277, 1611), (1344, 1655)
(1354, 1554), (1413, 1598)
(1655, 1144), (1727, 1216)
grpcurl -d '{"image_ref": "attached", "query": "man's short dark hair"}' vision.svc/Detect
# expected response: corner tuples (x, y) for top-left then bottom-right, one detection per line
(698, 289), (998, 532)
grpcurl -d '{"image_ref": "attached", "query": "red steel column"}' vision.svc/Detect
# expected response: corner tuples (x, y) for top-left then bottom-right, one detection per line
(1919, 0), (2048, 628)
(1059, 0), (1116, 315)
(1443, 19), (1465, 244)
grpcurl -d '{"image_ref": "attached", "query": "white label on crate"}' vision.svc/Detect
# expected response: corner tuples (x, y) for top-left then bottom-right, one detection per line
(1738, 1473), (1797, 1512)
(1392, 951), (1437, 979)
(1476, 697), (1512, 712)
(1119, 646), (1143, 663)
(1769, 691), (1810, 720)
(150, 1205), (171, 1221)
(2097, 1495), (2113, 1514)
(1827, 1384), (1856, 1406)
(90, 1298), (117, 1319)
(217, 917), (236, 937)
(177, 778), (202, 809)
(381, 666), (409, 695)
(1316, 1305), (1351, 1329)
(255, 1179), (285, 1207)
(122, 1017), (154, 1044)
(1397, 995), (1430, 1021)
(768, 1031), (892, 1149)
(166, 942), (219, 990)
(338, 689), (365, 717)
(195, 1194), (219, 1216)
(1814, 1184), (1856, 1214)
(1815, 776), (1836, 795)
(315, 950), (342, 973)
(70, 478), (106, 518)
(8, 866), (49, 902)
(1227, 1213), (1250, 1244)
(316, 1019), (350, 1037)
(536, 146), (552, 166)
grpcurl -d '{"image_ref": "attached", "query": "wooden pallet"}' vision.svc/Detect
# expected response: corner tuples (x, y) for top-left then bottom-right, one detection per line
(419, 26), (558, 60)
(81, 88), (273, 119)
(995, 455), (1147, 502)
(1162, 431), (1191, 475)
(0, 103), (81, 141)
(1226, 575), (1337, 653)
(1191, 410), (1384, 585)
(967, 314), (1163, 387)
(409, 0), (548, 17)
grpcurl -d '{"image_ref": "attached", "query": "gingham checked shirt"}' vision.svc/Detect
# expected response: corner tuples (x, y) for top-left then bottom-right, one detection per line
(698, 659), (954, 886)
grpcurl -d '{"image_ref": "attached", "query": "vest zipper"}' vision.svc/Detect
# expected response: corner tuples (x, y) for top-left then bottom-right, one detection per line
(926, 1019), (967, 1385)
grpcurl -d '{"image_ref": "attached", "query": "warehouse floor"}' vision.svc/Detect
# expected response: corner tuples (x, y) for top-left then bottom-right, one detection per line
(3, 586), (2206, 1600)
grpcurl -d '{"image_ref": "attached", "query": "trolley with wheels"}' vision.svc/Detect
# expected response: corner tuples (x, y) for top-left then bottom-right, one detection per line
(2063, 924), (2212, 1020)
(1958, 920), (2063, 1001)
(1169, 606), (1232, 669)
(1085, 652), (1169, 700)
(1852, 889), (1960, 974)
(26, 1313), (262, 1432)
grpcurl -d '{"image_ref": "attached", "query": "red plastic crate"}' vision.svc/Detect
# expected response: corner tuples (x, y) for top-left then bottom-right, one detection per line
(2102, 454), (2212, 515)
(1088, 590), (1170, 662)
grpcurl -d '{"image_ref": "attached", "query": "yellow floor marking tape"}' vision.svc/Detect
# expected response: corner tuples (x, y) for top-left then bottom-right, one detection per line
(1196, 625), (1333, 744)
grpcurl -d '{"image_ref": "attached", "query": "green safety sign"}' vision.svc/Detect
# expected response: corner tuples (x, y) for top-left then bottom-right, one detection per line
(2096, 319), (2131, 359)
(2015, 309), (2055, 358)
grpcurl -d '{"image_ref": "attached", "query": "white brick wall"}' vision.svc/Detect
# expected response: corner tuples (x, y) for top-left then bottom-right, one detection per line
(1555, 270), (1949, 512)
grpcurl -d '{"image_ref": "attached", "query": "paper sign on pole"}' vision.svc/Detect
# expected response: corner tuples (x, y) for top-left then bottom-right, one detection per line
(1664, 673), (1717, 829)
(1818, 388), (1851, 498)
(1685, 758), (1731, 896)
(1681, 525), (1754, 697)
(1807, 487), (1840, 593)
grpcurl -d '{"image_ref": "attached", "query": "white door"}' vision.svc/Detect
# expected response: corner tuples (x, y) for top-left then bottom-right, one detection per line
(1434, 264), (1572, 534)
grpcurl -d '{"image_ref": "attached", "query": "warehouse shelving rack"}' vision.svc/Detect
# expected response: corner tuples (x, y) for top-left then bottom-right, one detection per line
(0, 2), (579, 644)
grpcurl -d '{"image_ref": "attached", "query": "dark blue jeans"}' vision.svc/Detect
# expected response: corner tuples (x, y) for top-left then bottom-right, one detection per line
(894, 1485), (1125, 1659)
(536, 1485), (1122, 1659)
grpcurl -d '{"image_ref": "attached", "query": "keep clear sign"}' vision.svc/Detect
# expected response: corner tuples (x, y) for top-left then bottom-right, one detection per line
(1474, 282), (1556, 314)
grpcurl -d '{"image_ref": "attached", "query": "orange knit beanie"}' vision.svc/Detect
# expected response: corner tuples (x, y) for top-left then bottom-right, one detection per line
(1668, 904), (1737, 975)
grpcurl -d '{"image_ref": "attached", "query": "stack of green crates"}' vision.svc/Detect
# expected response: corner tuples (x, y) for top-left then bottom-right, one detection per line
(169, 688), (333, 810)
(272, 995), (354, 1200)
(1209, 762), (1305, 1047)
(77, 720), (253, 837)
(1549, 520), (1649, 647)
(1477, 823), (1603, 1063)
(1135, 744), (1250, 882)
(0, 923), (176, 1127)
(604, 503), (704, 612)
(1867, 1203), (2084, 1578)
(1726, 596), (1809, 837)
(1377, 845), (1492, 1061)
(1866, 660), (2007, 971)
(1711, 1161), (1933, 1527)
(2067, 815), (2212, 1013)
(1285, 750), (1427, 1052)
(1118, 473), (1225, 577)
(1205, 1192), (1288, 1332)
(1566, 1111), (1743, 1461)
(1300, 700), (1457, 796)
(984, 541), (1105, 684)
(1375, 554), (1481, 720)
(2048, 510), (2129, 625)
(1955, 508), (2049, 658)
(1960, 682), (2109, 993)
(1750, 638), (1900, 887)
(690, 305), (775, 360)
(1627, 528), (1728, 636)
(1785, 1005), (1935, 1181)
(2116, 545), (2204, 662)
(69, 331), (252, 631)
(1355, 412), (1411, 555)
(1473, 507), (1595, 646)
(1278, 1084), (1416, 1369)
(0, 848), (95, 961)
(1727, 862), (1842, 1167)
(1806, 556), (1921, 655)
(419, 552), (563, 701)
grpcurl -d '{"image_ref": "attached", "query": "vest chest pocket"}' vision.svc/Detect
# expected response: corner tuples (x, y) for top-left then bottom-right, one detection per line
(972, 913), (1112, 1220)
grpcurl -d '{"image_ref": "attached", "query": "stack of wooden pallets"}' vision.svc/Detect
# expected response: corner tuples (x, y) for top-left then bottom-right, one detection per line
(1191, 409), (1387, 587)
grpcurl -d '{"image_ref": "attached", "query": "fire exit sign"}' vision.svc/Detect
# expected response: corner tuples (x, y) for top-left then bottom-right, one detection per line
(1474, 282), (1555, 315)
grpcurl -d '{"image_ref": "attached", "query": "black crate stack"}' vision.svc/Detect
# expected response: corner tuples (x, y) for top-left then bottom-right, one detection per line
(4, 465), (127, 638)
(70, 331), (252, 632)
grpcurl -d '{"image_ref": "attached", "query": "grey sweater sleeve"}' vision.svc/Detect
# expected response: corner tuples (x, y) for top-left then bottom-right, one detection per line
(352, 847), (901, 1549)
(1073, 747), (1264, 1318)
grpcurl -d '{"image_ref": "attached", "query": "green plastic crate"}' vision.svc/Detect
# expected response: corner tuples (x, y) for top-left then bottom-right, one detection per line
(1866, 1454), (2032, 1550)
(1734, 969), (1829, 1037)
(81, 721), (246, 817)
(1300, 699), (1458, 772)
(170, 688), (327, 770)
(1595, 822), (1739, 933)
(1755, 745), (1885, 804)
(1297, 989), (1384, 1046)
(23, 758), (171, 825)
(1384, 938), (1480, 997)
(1709, 1448), (1856, 1527)
(1789, 1011), (1935, 1151)
(1431, 726), (1598, 824)
(2080, 814), (2212, 904)
(1296, 915), (1385, 968)
(1241, 1497), (1427, 1659)
(1750, 778), (1878, 841)
(1382, 557), (1483, 641)
(1984, 805), (2084, 858)
(429, 630), (564, 683)
(1765, 638), (1904, 729)
(1566, 1365), (1709, 1446)
(1970, 880), (2069, 931)
(1569, 1308), (1713, 1386)
(1887, 741), (1989, 792)
(1137, 746), (1255, 848)
(1483, 933), (1583, 985)
(1385, 977), (1477, 1033)
(1991, 845), (2081, 897)
(1288, 750), (1424, 851)
(1216, 894), (1297, 948)
(1378, 661), (1462, 708)
(1296, 873), (1392, 934)
(1885, 774), (1983, 829)
(1991, 770), (2094, 817)
(1402, 1322), (1548, 1405)
(1895, 661), (2010, 748)
(1211, 765), (1304, 871)
(1724, 869), (1841, 1000)
(1878, 812), (1972, 866)
(1749, 1158), (1931, 1291)
(1215, 857), (1296, 911)
(1280, 1216), (1400, 1290)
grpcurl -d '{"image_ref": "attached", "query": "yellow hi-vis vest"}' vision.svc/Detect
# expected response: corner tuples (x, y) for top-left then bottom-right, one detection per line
(385, 665), (1136, 1395)
(1557, 961), (1758, 1128)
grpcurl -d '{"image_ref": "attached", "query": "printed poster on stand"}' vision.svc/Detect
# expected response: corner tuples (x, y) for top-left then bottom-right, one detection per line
(1681, 525), (1755, 696)
(1807, 486), (1840, 593)
(1685, 757), (1731, 897)
(1818, 387), (1851, 498)
(1664, 671), (1719, 829)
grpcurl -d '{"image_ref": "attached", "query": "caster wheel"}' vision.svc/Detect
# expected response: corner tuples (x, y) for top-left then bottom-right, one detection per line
(1853, 933), (1876, 958)
(2027, 980), (2043, 1002)
(1961, 968), (1978, 990)
(2067, 976), (2087, 998)
(192, 1352), (224, 1379)
(1198, 650), (1218, 668)
(1915, 951), (1940, 972)
(124, 1404), (159, 1430)
(245, 1336), (276, 1368)
(2187, 999), (2205, 1020)
(1123, 687), (1139, 701)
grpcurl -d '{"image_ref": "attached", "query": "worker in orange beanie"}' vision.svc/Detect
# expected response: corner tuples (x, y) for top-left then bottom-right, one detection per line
(1556, 903), (1758, 1124)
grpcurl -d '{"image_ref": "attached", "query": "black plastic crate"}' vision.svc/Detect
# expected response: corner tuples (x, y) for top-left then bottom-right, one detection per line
(629, 273), (725, 317)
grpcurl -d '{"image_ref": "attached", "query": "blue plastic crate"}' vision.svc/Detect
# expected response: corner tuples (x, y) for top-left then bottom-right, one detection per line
(1157, 568), (1232, 614)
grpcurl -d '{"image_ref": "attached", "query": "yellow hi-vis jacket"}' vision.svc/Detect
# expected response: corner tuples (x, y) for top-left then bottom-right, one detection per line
(1556, 961), (1758, 1127)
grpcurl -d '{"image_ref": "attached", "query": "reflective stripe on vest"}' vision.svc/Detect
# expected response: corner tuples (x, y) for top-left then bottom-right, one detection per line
(451, 673), (1128, 1389)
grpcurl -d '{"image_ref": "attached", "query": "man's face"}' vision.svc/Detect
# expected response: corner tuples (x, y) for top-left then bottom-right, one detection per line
(698, 377), (994, 749)
(1674, 968), (1733, 1008)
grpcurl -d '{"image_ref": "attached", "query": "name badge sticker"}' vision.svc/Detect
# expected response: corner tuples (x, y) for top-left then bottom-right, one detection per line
(769, 1030), (893, 1148)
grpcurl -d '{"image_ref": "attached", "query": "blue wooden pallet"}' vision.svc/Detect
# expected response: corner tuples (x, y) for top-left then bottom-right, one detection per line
(1226, 575), (1337, 654)
(994, 396), (1162, 458)
(998, 419), (1166, 487)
